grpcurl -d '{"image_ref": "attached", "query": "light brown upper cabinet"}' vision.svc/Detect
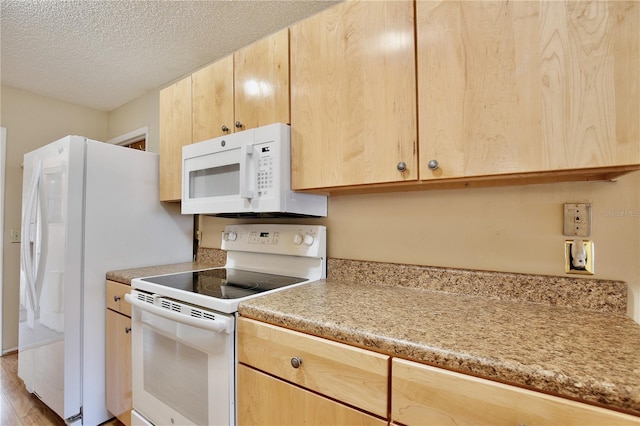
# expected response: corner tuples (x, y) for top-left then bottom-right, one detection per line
(159, 29), (290, 201)
(192, 28), (290, 141)
(417, 0), (640, 181)
(290, 0), (418, 190)
(234, 28), (290, 131)
(192, 55), (234, 142)
(159, 76), (192, 202)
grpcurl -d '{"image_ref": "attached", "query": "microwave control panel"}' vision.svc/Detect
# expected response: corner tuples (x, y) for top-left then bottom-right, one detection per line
(256, 144), (275, 198)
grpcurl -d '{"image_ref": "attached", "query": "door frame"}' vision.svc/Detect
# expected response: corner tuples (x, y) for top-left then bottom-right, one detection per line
(106, 126), (148, 150)
(1, 127), (7, 351)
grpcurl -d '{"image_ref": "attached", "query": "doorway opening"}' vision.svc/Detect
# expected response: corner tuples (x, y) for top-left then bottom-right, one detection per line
(107, 126), (148, 151)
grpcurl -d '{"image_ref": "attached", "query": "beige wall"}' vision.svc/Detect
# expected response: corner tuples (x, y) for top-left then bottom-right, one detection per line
(0, 85), (108, 352)
(106, 90), (161, 153)
(199, 174), (640, 323)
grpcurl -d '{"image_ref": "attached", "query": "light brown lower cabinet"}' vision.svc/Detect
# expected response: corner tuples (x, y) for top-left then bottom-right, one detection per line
(237, 317), (389, 424)
(105, 281), (132, 426)
(237, 365), (386, 426)
(392, 358), (640, 426)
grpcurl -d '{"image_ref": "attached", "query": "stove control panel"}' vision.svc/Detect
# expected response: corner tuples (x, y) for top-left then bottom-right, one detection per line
(248, 231), (280, 245)
(221, 224), (326, 258)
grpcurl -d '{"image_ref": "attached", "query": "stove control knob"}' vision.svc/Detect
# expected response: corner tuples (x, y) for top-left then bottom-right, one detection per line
(303, 235), (315, 246)
(223, 232), (237, 242)
(293, 234), (303, 245)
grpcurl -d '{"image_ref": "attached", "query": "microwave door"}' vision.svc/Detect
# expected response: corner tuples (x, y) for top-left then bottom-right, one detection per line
(182, 142), (254, 214)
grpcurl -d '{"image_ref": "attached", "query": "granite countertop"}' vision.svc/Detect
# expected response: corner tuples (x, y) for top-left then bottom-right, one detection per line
(106, 247), (226, 285)
(238, 260), (640, 417)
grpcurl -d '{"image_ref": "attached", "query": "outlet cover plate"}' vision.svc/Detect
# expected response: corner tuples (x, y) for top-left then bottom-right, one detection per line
(563, 203), (591, 237)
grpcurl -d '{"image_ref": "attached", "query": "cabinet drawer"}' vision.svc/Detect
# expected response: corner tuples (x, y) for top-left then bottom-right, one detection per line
(238, 317), (389, 418)
(106, 280), (131, 317)
(238, 365), (386, 426)
(392, 358), (640, 426)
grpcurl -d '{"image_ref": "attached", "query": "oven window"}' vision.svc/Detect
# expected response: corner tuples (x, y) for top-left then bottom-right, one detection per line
(142, 328), (208, 425)
(189, 164), (240, 199)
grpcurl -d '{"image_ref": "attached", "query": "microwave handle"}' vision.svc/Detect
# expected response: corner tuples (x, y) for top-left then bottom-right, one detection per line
(239, 144), (255, 200)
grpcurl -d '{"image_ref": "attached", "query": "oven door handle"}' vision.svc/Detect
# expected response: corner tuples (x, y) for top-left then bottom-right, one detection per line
(125, 293), (233, 334)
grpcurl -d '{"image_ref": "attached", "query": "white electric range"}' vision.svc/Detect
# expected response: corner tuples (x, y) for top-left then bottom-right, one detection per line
(126, 224), (326, 426)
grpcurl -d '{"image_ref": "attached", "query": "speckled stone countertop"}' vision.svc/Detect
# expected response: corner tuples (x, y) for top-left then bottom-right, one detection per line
(106, 247), (226, 285)
(238, 259), (640, 416)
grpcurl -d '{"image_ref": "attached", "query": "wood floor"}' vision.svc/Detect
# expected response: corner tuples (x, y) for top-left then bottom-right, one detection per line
(0, 352), (124, 426)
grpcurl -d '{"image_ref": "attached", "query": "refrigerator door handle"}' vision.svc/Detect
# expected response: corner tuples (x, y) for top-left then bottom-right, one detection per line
(34, 170), (49, 302)
(21, 160), (40, 311)
(20, 159), (48, 312)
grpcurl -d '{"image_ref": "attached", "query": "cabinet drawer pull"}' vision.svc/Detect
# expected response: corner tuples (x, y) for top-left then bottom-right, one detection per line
(290, 357), (302, 369)
(221, 125), (229, 132)
(113, 295), (121, 302)
(125, 327), (132, 334)
(235, 121), (243, 129)
(397, 162), (407, 172)
(427, 159), (439, 170)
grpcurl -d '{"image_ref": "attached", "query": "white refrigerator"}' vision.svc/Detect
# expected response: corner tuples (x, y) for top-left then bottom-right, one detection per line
(18, 136), (193, 425)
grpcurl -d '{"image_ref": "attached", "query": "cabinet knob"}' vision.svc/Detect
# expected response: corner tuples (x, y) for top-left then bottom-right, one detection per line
(397, 162), (407, 172)
(235, 121), (243, 129)
(221, 125), (229, 132)
(290, 357), (302, 369)
(113, 295), (121, 302)
(125, 327), (131, 334)
(427, 159), (439, 170)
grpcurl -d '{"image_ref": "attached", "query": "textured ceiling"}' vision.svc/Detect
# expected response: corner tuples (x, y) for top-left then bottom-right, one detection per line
(0, 0), (339, 112)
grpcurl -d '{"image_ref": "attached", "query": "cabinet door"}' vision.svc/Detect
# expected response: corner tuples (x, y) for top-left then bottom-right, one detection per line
(159, 75), (192, 201)
(392, 358), (640, 426)
(106, 310), (132, 426)
(192, 55), (234, 142)
(417, 1), (640, 180)
(290, 0), (417, 190)
(234, 28), (290, 131)
(237, 365), (387, 426)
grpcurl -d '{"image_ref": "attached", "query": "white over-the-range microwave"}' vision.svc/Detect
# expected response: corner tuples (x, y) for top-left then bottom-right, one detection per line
(182, 123), (327, 217)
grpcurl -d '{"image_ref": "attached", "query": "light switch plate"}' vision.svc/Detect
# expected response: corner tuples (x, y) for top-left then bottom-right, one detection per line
(563, 203), (591, 237)
(9, 228), (20, 243)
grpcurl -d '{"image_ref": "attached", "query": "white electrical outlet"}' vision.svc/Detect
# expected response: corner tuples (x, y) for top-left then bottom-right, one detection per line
(565, 240), (594, 275)
(563, 203), (591, 237)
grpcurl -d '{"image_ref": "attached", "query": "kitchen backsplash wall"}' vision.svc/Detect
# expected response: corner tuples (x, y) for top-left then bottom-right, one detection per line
(198, 172), (640, 323)
(326, 258), (628, 315)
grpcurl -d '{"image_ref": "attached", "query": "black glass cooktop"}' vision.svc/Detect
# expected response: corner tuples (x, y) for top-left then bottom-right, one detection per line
(140, 268), (307, 300)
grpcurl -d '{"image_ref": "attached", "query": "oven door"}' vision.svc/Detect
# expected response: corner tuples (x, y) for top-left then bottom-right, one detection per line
(126, 292), (235, 426)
